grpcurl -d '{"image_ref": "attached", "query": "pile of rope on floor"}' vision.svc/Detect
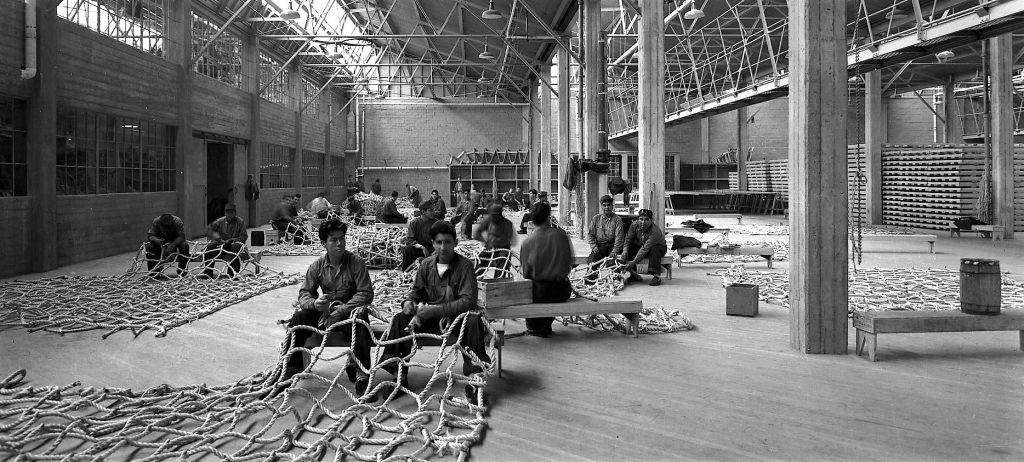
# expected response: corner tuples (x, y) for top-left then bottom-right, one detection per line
(717, 265), (1024, 313)
(0, 310), (498, 461)
(0, 246), (301, 338)
(673, 233), (790, 265)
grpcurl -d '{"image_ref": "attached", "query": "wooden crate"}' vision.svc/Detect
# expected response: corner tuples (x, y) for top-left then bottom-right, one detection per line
(477, 278), (533, 309)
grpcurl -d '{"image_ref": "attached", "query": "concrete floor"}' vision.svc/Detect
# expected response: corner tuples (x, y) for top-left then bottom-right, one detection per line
(2, 215), (1022, 461)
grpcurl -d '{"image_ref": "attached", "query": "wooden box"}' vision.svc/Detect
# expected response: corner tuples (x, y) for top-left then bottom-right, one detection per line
(726, 283), (759, 317)
(477, 278), (533, 309)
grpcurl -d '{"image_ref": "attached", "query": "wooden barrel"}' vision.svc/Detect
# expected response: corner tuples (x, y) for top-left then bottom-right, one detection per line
(960, 258), (1001, 315)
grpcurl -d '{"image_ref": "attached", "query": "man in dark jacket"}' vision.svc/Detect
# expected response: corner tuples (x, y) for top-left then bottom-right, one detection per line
(381, 221), (491, 405)
(377, 191), (408, 224)
(400, 210), (438, 270)
(144, 213), (190, 277)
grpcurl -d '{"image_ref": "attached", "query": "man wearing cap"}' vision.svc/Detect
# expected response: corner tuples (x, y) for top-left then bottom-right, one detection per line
(587, 194), (625, 264)
(400, 209), (439, 270)
(202, 203), (248, 278)
(144, 213), (190, 277)
(621, 208), (668, 286)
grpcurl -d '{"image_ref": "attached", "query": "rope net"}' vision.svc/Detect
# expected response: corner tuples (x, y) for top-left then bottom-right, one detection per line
(0, 247), (694, 460)
(0, 244), (301, 338)
(717, 265), (1024, 313)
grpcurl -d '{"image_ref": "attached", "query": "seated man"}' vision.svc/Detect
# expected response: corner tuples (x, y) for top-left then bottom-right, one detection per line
(381, 221), (491, 405)
(202, 203), (247, 278)
(307, 192), (333, 219)
(501, 187), (518, 211)
(273, 219), (376, 400)
(346, 198), (366, 225)
(621, 208), (668, 286)
(271, 194), (296, 244)
(473, 203), (515, 250)
(421, 189), (447, 218)
(519, 202), (573, 337)
(144, 213), (190, 277)
(400, 210), (438, 270)
(378, 191), (408, 224)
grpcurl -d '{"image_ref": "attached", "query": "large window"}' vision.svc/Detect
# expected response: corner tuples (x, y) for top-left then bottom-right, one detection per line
(192, 12), (244, 87)
(330, 155), (344, 186)
(260, 52), (291, 106)
(302, 77), (322, 116)
(260, 143), (294, 188)
(627, 155), (639, 185)
(58, 0), (166, 56)
(302, 150), (325, 188)
(56, 106), (177, 195)
(0, 98), (27, 197)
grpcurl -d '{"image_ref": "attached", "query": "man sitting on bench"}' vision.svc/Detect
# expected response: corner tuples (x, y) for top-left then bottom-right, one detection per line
(519, 202), (573, 337)
(377, 191), (408, 224)
(201, 203), (247, 278)
(271, 219), (376, 400)
(381, 221), (491, 405)
(621, 208), (668, 286)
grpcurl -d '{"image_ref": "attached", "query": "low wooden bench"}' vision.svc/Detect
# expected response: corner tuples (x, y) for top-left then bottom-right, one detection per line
(300, 297), (642, 377)
(676, 246), (775, 268)
(854, 310), (1024, 361)
(374, 222), (408, 229)
(692, 213), (743, 224)
(948, 222), (1005, 241)
(860, 234), (938, 253)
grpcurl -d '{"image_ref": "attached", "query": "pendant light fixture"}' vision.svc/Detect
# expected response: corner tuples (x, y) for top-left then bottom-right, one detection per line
(281, 0), (300, 20)
(482, 0), (503, 20)
(479, 39), (495, 60)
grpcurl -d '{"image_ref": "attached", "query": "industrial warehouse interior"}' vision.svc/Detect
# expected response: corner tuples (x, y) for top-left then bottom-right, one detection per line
(1, 1), (1023, 460)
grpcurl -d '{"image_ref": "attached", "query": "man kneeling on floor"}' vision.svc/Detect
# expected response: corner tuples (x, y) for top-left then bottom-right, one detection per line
(519, 201), (573, 337)
(380, 221), (491, 405)
(621, 208), (668, 286)
(145, 213), (190, 278)
(273, 219), (376, 400)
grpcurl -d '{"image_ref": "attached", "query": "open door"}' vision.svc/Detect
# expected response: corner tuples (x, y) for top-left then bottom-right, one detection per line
(206, 142), (234, 224)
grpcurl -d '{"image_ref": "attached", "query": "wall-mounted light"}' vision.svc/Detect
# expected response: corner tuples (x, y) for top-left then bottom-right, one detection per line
(482, 0), (503, 20)
(281, 0), (300, 20)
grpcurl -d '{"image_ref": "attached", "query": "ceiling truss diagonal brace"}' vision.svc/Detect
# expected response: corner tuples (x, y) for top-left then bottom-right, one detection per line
(518, 1), (583, 72)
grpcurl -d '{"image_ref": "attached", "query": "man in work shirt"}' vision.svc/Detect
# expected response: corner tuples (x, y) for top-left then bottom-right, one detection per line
(144, 213), (190, 278)
(621, 208), (668, 286)
(381, 221), (491, 406)
(202, 203), (248, 278)
(378, 190), (408, 224)
(587, 194), (625, 263)
(272, 219), (376, 400)
(519, 202), (573, 337)
(400, 209), (439, 270)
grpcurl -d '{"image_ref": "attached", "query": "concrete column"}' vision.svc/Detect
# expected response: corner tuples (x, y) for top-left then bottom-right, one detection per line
(291, 64), (303, 191)
(736, 106), (748, 191)
(990, 34), (1014, 238)
(167, 0), (194, 232)
(582, 0), (602, 222)
(540, 65), (552, 194)
(638, 0), (665, 224)
(529, 82), (539, 190)
(865, 70), (883, 225)
(943, 77), (962, 143)
(26, 0), (59, 272)
(557, 48), (572, 225)
(787, 0), (849, 354)
(245, 25), (261, 224)
(700, 118), (710, 163)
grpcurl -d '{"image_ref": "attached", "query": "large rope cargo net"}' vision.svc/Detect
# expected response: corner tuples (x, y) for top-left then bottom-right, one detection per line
(0, 309), (498, 461)
(717, 265), (1024, 313)
(0, 244), (301, 338)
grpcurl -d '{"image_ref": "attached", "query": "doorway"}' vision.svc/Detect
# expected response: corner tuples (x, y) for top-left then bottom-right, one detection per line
(206, 142), (234, 224)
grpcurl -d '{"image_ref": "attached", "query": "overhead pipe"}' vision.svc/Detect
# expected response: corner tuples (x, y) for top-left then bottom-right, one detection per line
(21, 0), (37, 79)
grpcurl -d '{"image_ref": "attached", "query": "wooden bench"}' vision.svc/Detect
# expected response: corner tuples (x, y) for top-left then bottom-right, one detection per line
(692, 213), (743, 224)
(854, 310), (1024, 361)
(676, 246), (775, 267)
(300, 298), (642, 377)
(948, 222), (1005, 241)
(374, 222), (408, 229)
(861, 234), (938, 253)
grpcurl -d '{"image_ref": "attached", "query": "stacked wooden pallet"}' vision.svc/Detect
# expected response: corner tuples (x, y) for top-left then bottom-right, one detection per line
(1016, 152), (1024, 230)
(879, 147), (983, 230)
(728, 172), (738, 190)
(740, 160), (789, 198)
(847, 146), (867, 223)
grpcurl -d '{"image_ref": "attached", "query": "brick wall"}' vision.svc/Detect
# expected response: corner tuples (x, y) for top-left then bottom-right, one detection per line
(886, 96), (938, 143)
(260, 100), (296, 147)
(55, 192), (178, 266)
(192, 75), (251, 139)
